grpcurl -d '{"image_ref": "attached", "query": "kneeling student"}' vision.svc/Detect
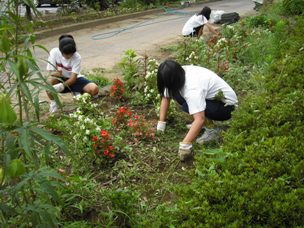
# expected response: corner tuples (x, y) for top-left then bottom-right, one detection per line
(46, 34), (99, 113)
(156, 60), (238, 161)
(182, 6), (218, 38)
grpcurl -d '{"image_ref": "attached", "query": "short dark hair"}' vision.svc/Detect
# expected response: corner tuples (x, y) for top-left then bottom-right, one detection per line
(157, 60), (185, 98)
(59, 34), (76, 55)
(199, 6), (211, 20)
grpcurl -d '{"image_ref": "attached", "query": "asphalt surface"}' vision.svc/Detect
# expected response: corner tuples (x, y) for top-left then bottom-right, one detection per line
(34, 0), (256, 73)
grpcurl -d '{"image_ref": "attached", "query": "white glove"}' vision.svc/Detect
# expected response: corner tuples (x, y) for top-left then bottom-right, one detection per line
(156, 121), (166, 132)
(178, 142), (193, 161)
(53, 83), (64, 93)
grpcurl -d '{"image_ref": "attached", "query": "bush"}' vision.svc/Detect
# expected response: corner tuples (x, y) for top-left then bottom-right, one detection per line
(144, 6), (304, 227)
(282, 0), (304, 15)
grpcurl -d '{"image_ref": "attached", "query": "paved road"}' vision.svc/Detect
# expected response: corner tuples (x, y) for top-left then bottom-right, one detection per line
(34, 0), (256, 73)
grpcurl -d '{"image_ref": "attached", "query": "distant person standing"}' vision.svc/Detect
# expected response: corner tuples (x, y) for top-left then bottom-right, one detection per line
(182, 6), (218, 38)
(46, 34), (99, 113)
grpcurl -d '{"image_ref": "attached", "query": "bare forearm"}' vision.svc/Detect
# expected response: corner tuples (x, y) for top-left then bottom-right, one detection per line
(159, 97), (170, 121)
(63, 77), (76, 87)
(183, 119), (204, 143)
(63, 73), (77, 87)
(50, 71), (62, 77)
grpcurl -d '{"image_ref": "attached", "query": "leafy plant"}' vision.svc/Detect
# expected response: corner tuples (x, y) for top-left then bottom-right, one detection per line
(84, 68), (110, 88)
(119, 49), (142, 91)
(0, 1), (69, 225)
(282, 0), (304, 15)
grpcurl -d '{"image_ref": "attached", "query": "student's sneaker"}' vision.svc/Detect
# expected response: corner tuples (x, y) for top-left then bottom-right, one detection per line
(196, 127), (221, 144)
(72, 92), (81, 98)
(49, 101), (58, 114)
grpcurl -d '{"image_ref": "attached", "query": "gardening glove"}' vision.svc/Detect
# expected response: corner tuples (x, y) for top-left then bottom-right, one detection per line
(156, 121), (166, 132)
(178, 142), (193, 161)
(53, 83), (64, 93)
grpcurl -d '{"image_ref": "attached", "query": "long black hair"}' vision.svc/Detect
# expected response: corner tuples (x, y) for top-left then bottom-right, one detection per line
(198, 6), (211, 20)
(59, 34), (76, 55)
(157, 60), (185, 98)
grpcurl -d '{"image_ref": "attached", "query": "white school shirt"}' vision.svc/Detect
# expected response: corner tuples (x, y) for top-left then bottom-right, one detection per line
(182, 14), (208, 36)
(46, 48), (83, 78)
(165, 65), (238, 115)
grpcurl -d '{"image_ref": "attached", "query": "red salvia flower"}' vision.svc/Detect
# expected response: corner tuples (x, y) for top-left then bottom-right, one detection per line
(100, 130), (110, 141)
(92, 135), (98, 142)
(108, 145), (113, 151)
(110, 78), (124, 99)
(119, 106), (127, 113)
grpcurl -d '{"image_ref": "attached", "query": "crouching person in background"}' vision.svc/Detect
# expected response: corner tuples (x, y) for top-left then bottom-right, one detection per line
(182, 6), (219, 38)
(46, 34), (99, 113)
(156, 60), (238, 161)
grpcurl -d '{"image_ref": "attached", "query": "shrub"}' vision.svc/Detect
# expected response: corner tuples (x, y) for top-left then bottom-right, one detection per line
(144, 6), (304, 227)
(282, 0), (304, 15)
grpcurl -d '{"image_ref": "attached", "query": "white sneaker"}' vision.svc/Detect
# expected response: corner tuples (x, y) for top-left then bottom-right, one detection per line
(49, 101), (58, 113)
(72, 92), (81, 98)
(196, 127), (221, 144)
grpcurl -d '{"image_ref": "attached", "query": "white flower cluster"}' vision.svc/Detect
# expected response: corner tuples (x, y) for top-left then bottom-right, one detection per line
(144, 59), (159, 103)
(68, 93), (100, 144)
(69, 109), (101, 142)
(145, 70), (156, 79)
(214, 37), (229, 50)
(73, 93), (98, 111)
(186, 51), (198, 64)
(226, 25), (235, 31)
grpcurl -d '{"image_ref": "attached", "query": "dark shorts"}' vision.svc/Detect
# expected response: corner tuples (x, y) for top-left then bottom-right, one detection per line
(184, 25), (204, 37)
(59, 77), (92, 93)
(181, 99), (235, 121)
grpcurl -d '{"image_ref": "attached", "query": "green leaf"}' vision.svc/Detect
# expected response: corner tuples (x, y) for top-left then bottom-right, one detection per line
(33, 44), (49, 54)
(0, 167), (4, 184)
(8, 159), (26, 179)
(203, 149), (225, 155)
(33, 95), (40, 121)
(0, 35), (10, 53)
(30, 126), (67, 151)
(37, 167), (65, 182)
(16, 126), (32, 159)
(20, 81), (33, 102)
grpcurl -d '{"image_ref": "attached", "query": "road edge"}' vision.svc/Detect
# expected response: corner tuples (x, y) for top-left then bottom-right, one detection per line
(35, 0), (219, 40)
